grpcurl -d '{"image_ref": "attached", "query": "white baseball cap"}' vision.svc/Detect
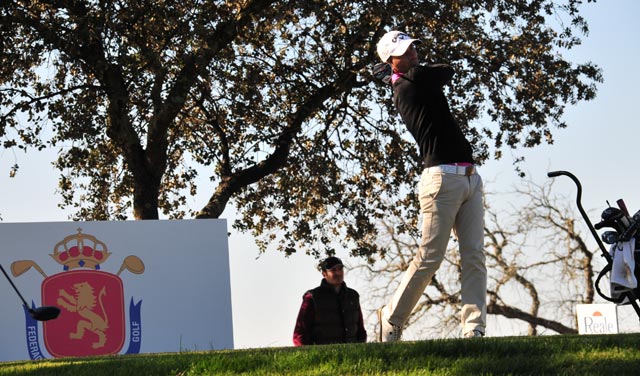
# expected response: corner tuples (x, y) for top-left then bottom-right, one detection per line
(376, 31), (421, 63)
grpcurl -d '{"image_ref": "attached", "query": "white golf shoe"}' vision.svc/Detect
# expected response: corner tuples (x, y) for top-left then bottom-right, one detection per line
(377, 307), (403, 342)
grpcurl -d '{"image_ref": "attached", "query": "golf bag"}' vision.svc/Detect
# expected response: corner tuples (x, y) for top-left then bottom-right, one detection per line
(548, 170), (640, 321)
(594, 211), (640, 305)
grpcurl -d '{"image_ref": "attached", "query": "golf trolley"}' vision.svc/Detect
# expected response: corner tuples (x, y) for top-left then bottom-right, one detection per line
(548, 171), (640, 322)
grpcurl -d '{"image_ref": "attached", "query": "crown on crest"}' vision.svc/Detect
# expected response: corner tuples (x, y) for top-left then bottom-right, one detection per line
(50, 228), (111, 270)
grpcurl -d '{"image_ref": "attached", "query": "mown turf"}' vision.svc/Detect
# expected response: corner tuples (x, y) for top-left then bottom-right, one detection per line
(1, 333), (639, 375)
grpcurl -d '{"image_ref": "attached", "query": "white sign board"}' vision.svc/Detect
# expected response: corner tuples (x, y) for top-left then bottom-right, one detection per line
(576, 304), (619, 334)
(0, 220), (233, 361)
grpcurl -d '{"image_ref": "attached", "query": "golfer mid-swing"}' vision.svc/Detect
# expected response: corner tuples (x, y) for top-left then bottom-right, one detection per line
(375, 30), (487, 341)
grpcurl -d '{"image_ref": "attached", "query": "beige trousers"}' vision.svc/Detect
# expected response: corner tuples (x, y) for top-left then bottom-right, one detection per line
(386, 168), (487, 334)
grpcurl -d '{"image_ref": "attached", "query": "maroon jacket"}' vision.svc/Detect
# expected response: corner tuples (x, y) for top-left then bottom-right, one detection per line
(293, 279), (366, 346)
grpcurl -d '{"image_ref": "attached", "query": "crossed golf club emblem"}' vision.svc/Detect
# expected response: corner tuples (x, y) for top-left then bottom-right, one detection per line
(11, 255), (144, 279)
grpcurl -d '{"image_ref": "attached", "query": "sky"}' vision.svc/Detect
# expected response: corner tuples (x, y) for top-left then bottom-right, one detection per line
(1, 1), (639, 349)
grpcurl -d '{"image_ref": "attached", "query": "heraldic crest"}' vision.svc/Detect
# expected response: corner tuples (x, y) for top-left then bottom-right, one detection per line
(12, 228), (145, 359)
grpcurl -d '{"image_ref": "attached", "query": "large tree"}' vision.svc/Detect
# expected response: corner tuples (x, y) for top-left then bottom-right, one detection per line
(0, 1), (600, 257)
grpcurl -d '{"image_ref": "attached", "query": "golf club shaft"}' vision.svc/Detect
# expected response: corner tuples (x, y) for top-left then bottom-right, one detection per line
(617, 199), (630, 216)
(0, 263), (30, 308)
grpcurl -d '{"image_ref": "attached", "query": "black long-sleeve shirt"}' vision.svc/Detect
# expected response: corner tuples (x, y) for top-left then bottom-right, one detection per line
(392, 64), (474, 168)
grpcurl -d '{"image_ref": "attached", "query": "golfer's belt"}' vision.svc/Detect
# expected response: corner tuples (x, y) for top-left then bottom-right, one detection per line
(424, 165), (476, 176)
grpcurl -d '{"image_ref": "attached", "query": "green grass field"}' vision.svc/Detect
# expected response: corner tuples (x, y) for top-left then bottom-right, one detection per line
(1, 333), (639, 375)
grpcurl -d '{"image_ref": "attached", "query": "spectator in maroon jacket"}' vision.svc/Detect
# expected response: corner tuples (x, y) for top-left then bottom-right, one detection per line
(293, 257), (367, 346)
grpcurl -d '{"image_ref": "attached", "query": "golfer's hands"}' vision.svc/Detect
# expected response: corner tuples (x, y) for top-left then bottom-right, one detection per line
(372, 62), (392, 84)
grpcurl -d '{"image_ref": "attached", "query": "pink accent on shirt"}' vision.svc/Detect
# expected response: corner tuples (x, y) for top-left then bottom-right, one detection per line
(391, 72), (404, 83)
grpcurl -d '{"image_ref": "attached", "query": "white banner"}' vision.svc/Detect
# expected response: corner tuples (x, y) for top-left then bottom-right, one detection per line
(576, 303), (619, 335)
(0, 219), (233, 361)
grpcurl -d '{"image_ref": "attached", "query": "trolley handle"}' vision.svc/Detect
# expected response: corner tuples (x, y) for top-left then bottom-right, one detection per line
(547, 170), (611, 264)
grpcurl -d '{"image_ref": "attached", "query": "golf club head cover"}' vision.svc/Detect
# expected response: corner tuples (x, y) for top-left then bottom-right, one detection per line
(372, 62), (392, 85)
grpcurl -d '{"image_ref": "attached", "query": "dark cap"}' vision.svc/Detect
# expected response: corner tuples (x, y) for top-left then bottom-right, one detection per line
(320, 256), (343, 271)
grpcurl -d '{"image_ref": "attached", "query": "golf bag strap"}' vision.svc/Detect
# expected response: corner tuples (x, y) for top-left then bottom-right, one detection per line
(595, 264), (626, 303)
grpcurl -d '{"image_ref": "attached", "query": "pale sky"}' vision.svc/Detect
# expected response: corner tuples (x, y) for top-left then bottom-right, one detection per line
(1, 1), (639, 348)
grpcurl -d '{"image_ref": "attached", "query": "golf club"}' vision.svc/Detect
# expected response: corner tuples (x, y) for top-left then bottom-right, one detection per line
(618, 210), (640, 242)
(595, 206), (630, 233)
(0, 263), (60, 321)
(601, 230), (619, 245)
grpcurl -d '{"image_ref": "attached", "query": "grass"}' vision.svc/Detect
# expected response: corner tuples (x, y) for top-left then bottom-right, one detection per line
(1, 333), (639, 375)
